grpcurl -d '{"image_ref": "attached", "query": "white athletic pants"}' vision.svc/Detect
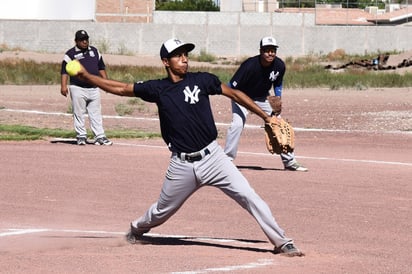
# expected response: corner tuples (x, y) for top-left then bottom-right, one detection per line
(133, 140), (292, 248)
(224, 99), (296, 167)
(69, 85), (105, 139)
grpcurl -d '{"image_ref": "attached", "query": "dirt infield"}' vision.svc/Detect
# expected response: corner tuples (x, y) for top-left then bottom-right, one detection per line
(1, 81), (412, 273)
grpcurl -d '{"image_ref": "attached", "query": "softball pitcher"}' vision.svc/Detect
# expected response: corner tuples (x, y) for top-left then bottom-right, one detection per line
(74, 38), (304, 257)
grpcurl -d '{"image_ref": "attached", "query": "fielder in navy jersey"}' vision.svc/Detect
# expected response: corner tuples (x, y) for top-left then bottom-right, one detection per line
(224, 36), (307, 171)
(74, 38), (304, 256)
(60, 30), (112, 146)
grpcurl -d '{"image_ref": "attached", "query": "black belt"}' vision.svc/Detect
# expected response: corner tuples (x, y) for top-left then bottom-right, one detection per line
(177, 148), (210, 162)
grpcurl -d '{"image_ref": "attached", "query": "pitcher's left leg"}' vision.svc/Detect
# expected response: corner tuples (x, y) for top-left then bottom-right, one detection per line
(131, 156), (199, 237)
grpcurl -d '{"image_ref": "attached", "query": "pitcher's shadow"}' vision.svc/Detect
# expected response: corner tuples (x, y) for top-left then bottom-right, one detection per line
(236, 165), (283, 171)
(136, 235), (273, 254)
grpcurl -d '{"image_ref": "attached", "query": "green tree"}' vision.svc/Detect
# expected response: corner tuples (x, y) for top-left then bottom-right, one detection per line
(279, 0), (316, 8)
(318, 0), (385, 9)
(156, 0), (219, 11)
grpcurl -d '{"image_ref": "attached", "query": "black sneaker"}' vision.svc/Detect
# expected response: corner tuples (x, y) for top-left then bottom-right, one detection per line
(125, 223), (148, 244)
(94, 137), (113, 146)
(77, 137), (87, 146)
(273, 242), (304, 257)
(285, 162), (308, 172)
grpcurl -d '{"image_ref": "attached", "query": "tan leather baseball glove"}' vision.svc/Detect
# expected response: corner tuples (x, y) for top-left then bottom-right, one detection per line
(264, 116), (295, 154)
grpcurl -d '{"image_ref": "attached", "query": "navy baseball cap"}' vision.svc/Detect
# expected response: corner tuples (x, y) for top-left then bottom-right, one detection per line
(75, 30), (89, 41)
(160, 38), (195, 59)
(260, 36), (278, 48)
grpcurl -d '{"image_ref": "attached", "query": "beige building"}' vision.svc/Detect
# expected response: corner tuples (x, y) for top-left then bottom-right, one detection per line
(96, 0), (155, 22)
(222, 0), (279, 12)
(95, 0), (280, 22)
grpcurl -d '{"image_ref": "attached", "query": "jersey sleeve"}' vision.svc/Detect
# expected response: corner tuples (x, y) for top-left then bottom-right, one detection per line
(61, 51), (73, 75)
(203, 72), (223, 95)
(273, 58), (286, 87)
(97, 57), (105, 70)
(133, 80), (161, 103)
(229, 56), (259, 89)
(229, 61), (250, 88)
(61, 61), (67, 75)
(93, 47), (106, 70)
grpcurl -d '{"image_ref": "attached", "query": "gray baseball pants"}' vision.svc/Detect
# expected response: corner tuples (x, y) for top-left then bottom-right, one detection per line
(132, 140), (292, 248)
(224, 98), (297, 167)
(69, 85), (105, 139)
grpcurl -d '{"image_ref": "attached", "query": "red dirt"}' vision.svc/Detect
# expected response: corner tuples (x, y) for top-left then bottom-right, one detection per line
(0, 53), (411, 273)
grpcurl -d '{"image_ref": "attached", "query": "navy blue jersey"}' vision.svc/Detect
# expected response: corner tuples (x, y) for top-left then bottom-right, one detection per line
(133, 72), (222, 153)
(61, 46), (105, 88)
(229, 55), (285, 99)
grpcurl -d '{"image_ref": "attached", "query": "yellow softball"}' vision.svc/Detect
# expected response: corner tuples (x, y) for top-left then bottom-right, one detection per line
(66, 60), (81, 76)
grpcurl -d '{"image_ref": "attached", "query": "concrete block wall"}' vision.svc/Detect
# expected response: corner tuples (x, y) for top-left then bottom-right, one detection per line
(0, 11), (411, 58)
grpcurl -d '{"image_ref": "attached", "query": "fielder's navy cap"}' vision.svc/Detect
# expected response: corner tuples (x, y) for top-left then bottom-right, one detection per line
(160, 38), (195, 59)
(260, 36), (278, 48)
(75, 30), (89, 41)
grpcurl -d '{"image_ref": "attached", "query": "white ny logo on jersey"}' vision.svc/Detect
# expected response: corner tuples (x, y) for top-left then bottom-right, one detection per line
(183, 85), (201, 104)
(269, 71), (280, 81)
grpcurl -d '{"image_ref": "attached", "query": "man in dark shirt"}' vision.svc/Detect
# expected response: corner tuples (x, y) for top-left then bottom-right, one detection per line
(60, 30), (112, 146)
(224, 36), (307, 171)
(73, 38), (304, 256)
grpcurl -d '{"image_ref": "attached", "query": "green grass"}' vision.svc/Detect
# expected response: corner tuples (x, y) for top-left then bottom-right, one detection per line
(0, 60), (61, 85)
(1, 51), (411, 141)
(192, 49), (217, 63)
(0, 54), (410, 88)
(0, 124), (161, 141)
(0, 124), (73, 141)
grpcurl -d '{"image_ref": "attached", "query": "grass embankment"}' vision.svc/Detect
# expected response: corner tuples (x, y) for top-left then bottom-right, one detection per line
(1, 52), (411, 141)
(1, 54), (411, 87)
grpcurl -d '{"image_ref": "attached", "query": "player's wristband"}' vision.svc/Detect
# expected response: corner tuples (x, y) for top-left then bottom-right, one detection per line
(274, 86), (282, 97)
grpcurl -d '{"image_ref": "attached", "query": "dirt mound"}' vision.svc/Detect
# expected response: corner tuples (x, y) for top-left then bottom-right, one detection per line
(324, 49), (412, 73)
(386, 50), (412, 67)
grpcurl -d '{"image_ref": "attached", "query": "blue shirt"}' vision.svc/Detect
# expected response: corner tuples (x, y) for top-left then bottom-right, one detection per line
(133, 72), (222, 153)
(229, 55), (285, 99)
(61, 46), (105, 88)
